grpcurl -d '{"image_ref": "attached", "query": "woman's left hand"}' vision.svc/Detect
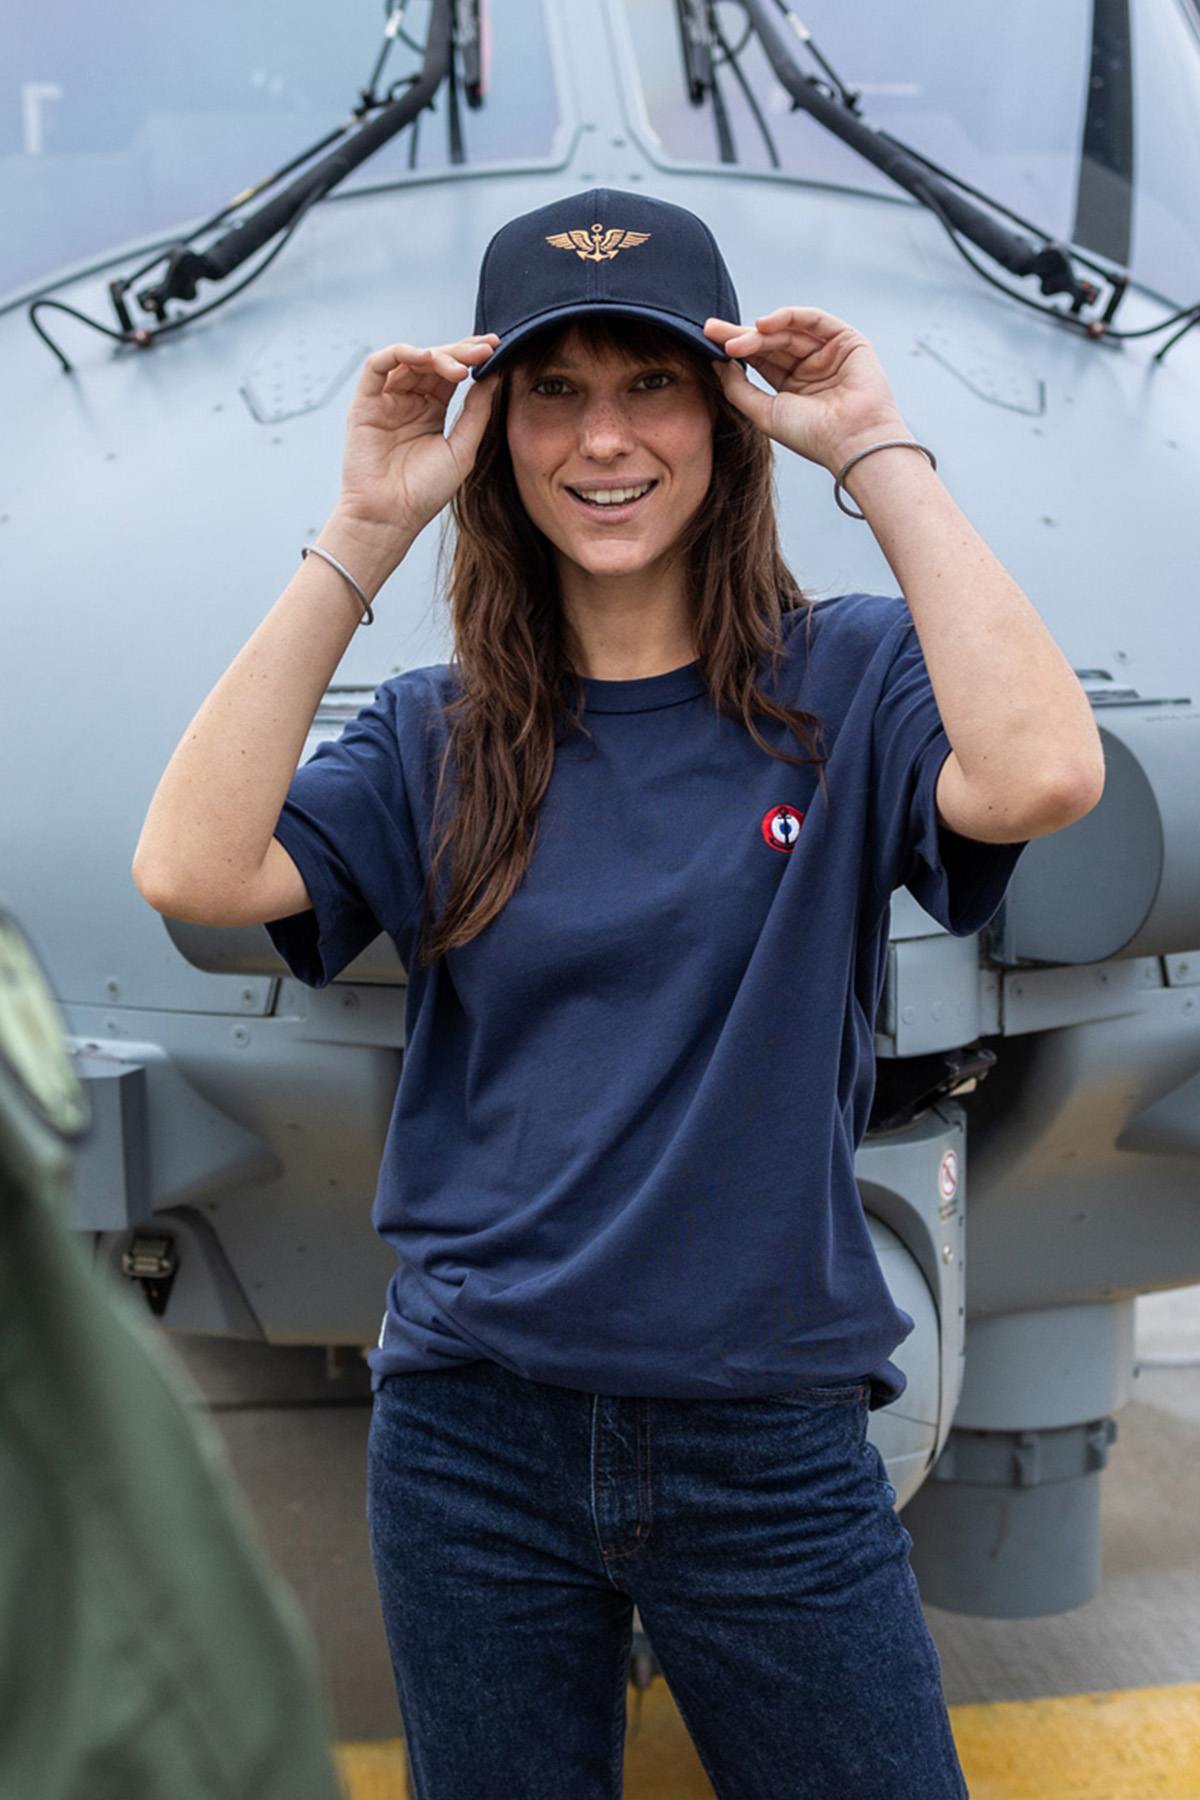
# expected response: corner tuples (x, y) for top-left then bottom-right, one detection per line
(704, 307), (911, 476)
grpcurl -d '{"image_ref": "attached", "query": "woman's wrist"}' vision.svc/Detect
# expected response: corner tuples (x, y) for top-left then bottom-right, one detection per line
(315, 510), (417, 602)
(825, 419), (916, 478)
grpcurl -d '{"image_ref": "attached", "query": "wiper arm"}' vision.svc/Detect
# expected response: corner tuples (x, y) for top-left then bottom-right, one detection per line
(28, 0), (484, 371)
(740, 0), (1114, 320)
(132, 0), (453, 320)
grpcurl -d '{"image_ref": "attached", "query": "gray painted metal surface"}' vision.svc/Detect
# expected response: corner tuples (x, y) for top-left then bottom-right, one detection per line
(3, 0), (1198, 1620)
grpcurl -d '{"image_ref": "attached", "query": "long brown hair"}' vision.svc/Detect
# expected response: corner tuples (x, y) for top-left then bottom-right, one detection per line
(414, 313), (828, 968)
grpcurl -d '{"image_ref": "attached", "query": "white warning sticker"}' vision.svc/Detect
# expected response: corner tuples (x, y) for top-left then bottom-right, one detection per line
(939, 1148), (960, 1202)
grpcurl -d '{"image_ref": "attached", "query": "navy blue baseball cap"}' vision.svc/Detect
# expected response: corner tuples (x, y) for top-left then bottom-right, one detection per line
(470, 187), (744, 379)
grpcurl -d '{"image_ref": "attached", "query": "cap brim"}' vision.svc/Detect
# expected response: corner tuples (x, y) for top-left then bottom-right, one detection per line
(470, 302), (742, 379)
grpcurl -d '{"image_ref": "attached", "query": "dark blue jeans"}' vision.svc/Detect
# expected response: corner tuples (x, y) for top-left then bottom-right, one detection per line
(366, 1358), (968, 1799)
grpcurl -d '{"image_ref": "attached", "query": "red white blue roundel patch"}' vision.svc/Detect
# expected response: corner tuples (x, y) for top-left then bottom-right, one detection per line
(762, 803), (804, 853)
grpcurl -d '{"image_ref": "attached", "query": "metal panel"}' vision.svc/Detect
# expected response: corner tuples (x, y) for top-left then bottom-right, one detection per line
(70, 1056), (151, 1230)
(878, 931), (992, 1056)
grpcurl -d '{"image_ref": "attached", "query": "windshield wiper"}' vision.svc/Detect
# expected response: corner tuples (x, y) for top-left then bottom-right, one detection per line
(28, 0), (481, 372)
(129, 0), (455, 322)
(740, 1), (1116, 318)
(680, 4), (1197, 358)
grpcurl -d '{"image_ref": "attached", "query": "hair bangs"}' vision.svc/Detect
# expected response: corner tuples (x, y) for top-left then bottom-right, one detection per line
(511, 312), (707, 384)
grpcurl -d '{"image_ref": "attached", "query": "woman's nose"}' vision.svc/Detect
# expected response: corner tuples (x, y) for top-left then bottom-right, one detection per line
(579, 402), (636, 457)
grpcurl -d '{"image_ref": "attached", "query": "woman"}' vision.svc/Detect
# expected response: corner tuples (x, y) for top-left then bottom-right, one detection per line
(132, 190), (1104, 1797)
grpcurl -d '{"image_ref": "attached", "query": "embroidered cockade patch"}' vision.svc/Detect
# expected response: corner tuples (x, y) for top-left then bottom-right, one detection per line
(761, 804), (805, 854)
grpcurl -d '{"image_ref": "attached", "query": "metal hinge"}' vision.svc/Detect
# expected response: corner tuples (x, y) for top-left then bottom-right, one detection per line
(120, 1232), (180, 1318)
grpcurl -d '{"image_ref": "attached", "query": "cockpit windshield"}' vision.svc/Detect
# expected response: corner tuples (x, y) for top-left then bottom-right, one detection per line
(618, 0), (1200, 307)
(7, 0), (1197, 314)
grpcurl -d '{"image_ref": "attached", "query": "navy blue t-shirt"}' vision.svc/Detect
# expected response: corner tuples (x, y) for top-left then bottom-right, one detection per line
(265, 591), (1029, 1409)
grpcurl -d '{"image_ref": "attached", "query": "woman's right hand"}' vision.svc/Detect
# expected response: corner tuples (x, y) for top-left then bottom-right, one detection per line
(334, 333), (502, 540)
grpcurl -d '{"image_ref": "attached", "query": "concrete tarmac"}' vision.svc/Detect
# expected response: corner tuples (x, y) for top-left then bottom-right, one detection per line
(161, 1289), (1200, 1787)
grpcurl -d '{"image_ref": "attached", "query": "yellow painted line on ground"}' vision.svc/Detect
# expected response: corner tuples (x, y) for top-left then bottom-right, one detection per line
(335, 1680), (1200, 1799)
(951, 1683), (1200, 1798)
(332, 1738), (410, 1800)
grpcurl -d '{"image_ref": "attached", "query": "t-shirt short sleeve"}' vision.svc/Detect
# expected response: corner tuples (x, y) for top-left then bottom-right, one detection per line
(264, 682), (426, 988)
(868, 620), (1029, 937)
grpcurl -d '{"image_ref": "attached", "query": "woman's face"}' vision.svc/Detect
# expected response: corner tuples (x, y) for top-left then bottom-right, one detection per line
(504, 327), (716, 586)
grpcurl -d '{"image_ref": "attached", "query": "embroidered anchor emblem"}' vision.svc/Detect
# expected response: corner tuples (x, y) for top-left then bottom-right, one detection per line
(545, 222), (652, 262)
(761, 804), (805, 854)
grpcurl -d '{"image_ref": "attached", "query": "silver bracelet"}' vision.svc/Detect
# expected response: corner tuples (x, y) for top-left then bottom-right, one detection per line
(833, 439), (937, 519)
(300, 544), (375, 626)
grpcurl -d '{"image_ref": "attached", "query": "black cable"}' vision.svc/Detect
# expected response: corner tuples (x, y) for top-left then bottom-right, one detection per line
(910, 175), (1200, 361)
(710, 1), (779, 168)
(29, 176), (328, 373)
(1151, 307), (1200, 362)
(384, 8), (438, 173)
(764, 0), (857, 107)
(382, 0), (427, 56)
(710, 0), (754, 62)
(874, 127), (1125, 290)
(27, 299), (125, 371)
(704, 2), (739, 162)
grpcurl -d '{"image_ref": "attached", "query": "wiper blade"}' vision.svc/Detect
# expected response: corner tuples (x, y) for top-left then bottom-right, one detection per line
(741, 0), (1108, 316)
(454, 0), (488, 103)
(675, 0), (716, 103)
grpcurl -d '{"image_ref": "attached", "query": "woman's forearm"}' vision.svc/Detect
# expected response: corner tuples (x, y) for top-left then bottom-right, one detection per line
(840, 435), (1105, 811)
(131, 511), (415, 914)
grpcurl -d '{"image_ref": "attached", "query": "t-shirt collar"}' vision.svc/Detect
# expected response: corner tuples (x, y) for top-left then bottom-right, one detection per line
(573, 660), (708, 714)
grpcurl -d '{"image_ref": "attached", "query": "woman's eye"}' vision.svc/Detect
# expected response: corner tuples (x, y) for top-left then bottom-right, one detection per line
(530, 371), (675, 397)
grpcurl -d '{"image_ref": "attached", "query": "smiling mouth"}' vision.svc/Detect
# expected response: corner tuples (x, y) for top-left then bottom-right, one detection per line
(565, 480), (658, 518)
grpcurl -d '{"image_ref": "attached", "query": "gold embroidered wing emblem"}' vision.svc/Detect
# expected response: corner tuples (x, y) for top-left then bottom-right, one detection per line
(545, 223), (653, 262)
